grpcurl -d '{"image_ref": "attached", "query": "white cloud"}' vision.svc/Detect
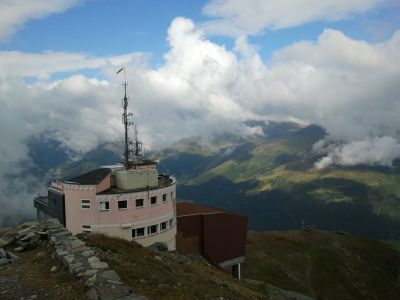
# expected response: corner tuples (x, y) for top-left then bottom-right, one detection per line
(315, 137), (400, 169)
(202, 0), (389, 36)
(1, 16), (400, 224)
(0, 0), (83, 40)
(0, 50), (147, 80)
(1, 17), (400, 164)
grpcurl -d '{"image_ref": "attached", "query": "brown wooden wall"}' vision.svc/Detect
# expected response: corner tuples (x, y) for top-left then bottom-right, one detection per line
(202, 213), (247, 265)
(176, 212), (247, 265)
(176, 214), (203, 253)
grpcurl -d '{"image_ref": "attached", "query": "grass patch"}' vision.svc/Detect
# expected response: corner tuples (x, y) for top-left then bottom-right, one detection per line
(385, 240), (400, 252)
(243, 230), (400, 300)
(85, 233), (266, 300)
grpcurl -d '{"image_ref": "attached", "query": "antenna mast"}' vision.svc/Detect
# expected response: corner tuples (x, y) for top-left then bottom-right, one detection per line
(116, 67), (142, 169)
(134, 124), (142, 157)
(117, 67), (131, 169)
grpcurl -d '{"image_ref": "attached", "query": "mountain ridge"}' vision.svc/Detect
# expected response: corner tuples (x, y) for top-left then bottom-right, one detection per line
(23, 122), (400, 240)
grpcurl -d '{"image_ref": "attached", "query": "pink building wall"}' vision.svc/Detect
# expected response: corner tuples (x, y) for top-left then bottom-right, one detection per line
(64, 181), (176, 235)
(97, 174), (111, 193)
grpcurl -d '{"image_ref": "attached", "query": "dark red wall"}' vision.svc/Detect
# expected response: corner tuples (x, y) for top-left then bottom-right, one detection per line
(202, 213), (247, 265)
(176, 214), (203, 253)
(176, 212), (247, 265)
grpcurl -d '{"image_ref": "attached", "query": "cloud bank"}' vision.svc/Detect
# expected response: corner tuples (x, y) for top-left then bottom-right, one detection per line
(0, 0), (83, 40)
(314, 137), (400, 169)
(202, 0), (389, 36)
(1, 16), (400, 224)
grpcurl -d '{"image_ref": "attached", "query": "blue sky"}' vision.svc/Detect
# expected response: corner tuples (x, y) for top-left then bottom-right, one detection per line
(0, 0), (204, 59)
(1, 0), (399, 66)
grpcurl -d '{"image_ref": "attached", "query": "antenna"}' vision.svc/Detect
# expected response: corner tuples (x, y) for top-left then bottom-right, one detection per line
(116, 67), (131, 169)
(116, 67), (143, 168)
(134, 124), (143, 157)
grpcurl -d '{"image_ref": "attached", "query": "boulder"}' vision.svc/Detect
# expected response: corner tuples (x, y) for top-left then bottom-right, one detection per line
(99, 270), (121, 282)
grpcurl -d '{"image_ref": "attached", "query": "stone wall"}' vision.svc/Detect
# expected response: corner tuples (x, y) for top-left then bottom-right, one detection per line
(3, 219), (147, 300)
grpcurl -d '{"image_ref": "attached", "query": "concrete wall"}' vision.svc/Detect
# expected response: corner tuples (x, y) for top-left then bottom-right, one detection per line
(92, 219), (177, 250)
(115, 169), (158, 190)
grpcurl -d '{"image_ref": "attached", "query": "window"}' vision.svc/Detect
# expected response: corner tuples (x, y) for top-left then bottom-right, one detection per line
(162, 194), (167, 202)
(169, 218), (174, 227)
(171, 191), (174, 199)
(132, 227), (145, 238)
(82, 225), (91, 233)
(81, 199), (91, 209)
(160, 221), (167, 231)
(151, 196), (157, 205)
(147, 224), (158, 235)
(136, 198), (144, 208)
(100, 201), (109, 211)
(118, 200), (127, 210)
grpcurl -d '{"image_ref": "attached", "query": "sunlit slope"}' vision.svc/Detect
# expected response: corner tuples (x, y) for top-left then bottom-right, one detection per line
(157, 124), (400, 239)
(176, 125), (400, 225)
(188, 125), (326, 185)
(243, 230), (400, 300)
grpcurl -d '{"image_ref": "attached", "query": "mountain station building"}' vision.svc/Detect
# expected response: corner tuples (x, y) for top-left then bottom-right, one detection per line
(34, 160), (177, 250)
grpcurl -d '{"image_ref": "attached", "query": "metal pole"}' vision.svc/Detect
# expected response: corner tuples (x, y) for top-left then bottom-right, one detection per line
(123, 68), (129, 169)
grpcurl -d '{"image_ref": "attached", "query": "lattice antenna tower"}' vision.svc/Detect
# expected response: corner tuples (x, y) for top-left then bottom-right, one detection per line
(116, 67), (143, 169)
(117, 67), (132, 169)
(134, 124), (143, 157)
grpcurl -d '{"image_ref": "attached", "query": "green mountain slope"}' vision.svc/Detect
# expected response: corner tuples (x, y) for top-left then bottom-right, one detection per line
(154, 123), (400, 239)
(37, 122), (400, 239)
(243, 230), (400, 300)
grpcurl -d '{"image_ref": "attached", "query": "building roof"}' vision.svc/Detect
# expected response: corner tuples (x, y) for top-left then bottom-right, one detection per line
(128, 158), (158, 167)
(97, 174), (175, 195)
(177, 202), (226, 216)
(64, 168), (111, 185)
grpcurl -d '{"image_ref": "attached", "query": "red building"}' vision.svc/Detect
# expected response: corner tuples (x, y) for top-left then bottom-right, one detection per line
(176, 202), (247, 279)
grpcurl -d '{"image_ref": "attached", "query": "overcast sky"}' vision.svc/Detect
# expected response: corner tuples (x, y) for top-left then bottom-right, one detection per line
(0, 0), (400, 224)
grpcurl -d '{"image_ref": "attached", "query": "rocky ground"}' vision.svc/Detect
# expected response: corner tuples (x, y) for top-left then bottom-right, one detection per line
(0, 220), (145, 300)
(0, 242), (88, 300)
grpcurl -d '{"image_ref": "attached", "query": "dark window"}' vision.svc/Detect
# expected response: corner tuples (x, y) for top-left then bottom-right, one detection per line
(160, 221), (167, 231)
(162, 194), (167, 202)
(151, 196), (157, 205)
(137, 227), (145, 237)
(132, 227), (145, 238)
(81, 199), (91, 209)
(118, 200), (127, 209)
(136, 198), (144, 207)
(147, 224), (158, 235)
(169, 218), (174, 227)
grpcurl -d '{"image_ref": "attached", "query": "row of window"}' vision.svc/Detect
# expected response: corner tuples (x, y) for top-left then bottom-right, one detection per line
(131, 218), (174, 238)
(81, 218), (175, 236)
(80, 191), (175, 211)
